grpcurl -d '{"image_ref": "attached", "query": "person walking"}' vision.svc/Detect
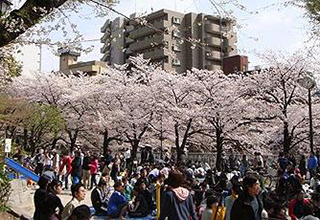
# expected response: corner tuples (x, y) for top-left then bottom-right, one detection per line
(71, 150), (82, 185)
(82, 151), (91, 189)
(90, 155), (99, 189)
(59, 151), (73, 190)
(308, 152), (318, 179)
(230, 175), (263, 220)
(52, 149), (60, 179)
(34, 148), (45, 175)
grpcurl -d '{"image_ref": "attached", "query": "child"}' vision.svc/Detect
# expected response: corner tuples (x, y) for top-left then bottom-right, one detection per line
(201, 196), (218, 220)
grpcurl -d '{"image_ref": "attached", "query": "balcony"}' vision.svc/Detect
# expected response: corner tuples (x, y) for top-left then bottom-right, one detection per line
(129, 35), (164, 52)
(143, 48), (166, 60)
(205, 23), (220, 34)
(205, 51), (221, 60)
(205, 37), (221, 47)
(125, 25), (134, 32)
(125, 37), (134, 45)
(126, 48), (133, 55)
(129, 20), (169, 39)
(206, 64), (221, 71)
(101, 52), (110, 62)
(100, 43), (110, 53)
(101, 19), (111, 33)
(225, 32), (238, 44)
(100, 32), (110, 43)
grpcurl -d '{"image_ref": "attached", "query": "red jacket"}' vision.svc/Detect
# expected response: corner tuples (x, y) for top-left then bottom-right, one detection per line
(90, 159), (99, 175)
(59, 155), (73, 174)
(288, 198), (310, 220)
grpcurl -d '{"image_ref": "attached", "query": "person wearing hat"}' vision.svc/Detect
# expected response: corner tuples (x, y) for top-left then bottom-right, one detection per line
(159, 170), (197, 220)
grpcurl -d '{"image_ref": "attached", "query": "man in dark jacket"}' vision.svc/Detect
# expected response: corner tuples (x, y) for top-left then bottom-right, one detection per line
(230, 175), (263, 220)
(82, 151), (91, 189)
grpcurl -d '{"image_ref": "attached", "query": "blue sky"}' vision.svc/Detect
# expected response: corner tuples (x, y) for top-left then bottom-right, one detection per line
(40, 0), (311, 72)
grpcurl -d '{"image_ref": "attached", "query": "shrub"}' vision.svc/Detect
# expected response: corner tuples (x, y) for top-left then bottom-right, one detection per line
(0, 164), (10, 211)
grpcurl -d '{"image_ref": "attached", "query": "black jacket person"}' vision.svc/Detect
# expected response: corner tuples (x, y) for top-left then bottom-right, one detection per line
(230, 175), (263, 220)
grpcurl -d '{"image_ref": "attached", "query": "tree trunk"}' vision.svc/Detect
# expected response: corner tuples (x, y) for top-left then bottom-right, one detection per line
(283, 121), (291, 154)
(215, 127), (224, 171)
(174, 122), (180, 162)
(23, 128), (28, 150)
(70, 137), (77, 152)
(0, 0), (69, 47)
(30, 139), (36, 156)
(174, 119), (193, 163)
(103, 129), (109, 156)
(51, 138), (58, 149)
(129, 140), (139, 174)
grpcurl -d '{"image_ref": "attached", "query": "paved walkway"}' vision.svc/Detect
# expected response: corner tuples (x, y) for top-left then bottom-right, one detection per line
(8, 179), (155, 220)
(9, 179), (93, 219)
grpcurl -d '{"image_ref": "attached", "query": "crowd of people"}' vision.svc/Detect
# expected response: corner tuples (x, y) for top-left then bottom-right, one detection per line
(11, 146), (320, 220)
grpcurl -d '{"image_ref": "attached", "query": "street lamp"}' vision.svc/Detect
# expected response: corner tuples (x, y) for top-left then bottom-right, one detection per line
(0, 0), (12, 14)
(297, 75), (317, 154)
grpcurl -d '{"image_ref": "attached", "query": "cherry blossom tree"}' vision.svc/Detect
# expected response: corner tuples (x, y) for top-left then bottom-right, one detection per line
(9, 72), (100, 151)
(239, 53), (320, 154)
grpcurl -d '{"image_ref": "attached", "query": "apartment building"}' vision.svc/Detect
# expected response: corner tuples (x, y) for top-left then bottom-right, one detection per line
(59, 48), (107, 75)
(100, 9), (238, 74)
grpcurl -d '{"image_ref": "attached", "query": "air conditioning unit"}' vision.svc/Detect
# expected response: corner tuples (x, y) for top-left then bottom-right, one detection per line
(172, 45), (180, 52)
(172, 59), (181, 66)
(172, 17), (181, 24)
(172, 30), (181, 38)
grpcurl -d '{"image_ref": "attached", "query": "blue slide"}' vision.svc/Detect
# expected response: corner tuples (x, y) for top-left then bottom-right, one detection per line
(5, 157), (39, 182)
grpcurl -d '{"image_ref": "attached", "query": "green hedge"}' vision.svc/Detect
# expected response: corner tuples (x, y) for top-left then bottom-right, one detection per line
(0, 164), (10, 212)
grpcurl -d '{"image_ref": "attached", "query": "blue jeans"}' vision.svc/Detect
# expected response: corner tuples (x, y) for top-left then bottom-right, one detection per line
(72, 175), (80, 185)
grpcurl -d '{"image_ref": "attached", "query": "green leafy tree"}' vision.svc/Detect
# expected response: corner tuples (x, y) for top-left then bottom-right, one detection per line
(302, 0), (320, 22)
(23, 104), (65, 153)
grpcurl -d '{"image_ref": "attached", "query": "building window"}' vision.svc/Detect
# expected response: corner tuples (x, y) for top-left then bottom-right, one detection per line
(164, 57), (168, 63)
(242, 65), (247, 71)
(172, 30), (181, 38)
(172, 45), (181, 52)
(172, 59), (181, 66)
(163, 41), (169, 48)
(172, 17), (181, 24)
